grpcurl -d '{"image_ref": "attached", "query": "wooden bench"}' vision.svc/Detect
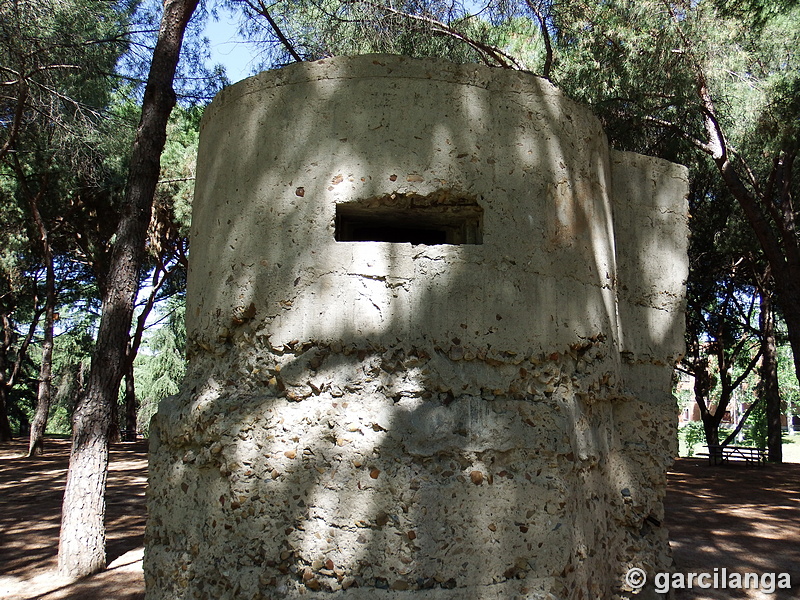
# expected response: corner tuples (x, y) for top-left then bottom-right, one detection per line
(698, 444), (765, 467)
(119, 429), (143, 441)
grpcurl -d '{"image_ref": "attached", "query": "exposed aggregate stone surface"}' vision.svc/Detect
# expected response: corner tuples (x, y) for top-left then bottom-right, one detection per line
(146, 55), (689, 600)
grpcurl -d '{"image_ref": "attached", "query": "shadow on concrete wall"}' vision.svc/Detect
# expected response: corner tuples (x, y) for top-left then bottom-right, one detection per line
(146, 55), (687, 600)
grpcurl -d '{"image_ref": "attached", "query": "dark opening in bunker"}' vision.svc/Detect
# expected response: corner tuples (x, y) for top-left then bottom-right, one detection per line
(335, 194), (483, 245)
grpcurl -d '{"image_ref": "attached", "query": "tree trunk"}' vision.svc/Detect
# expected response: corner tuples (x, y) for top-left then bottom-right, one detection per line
(0, 303), (42, 442)
(714, 155), (800, 397)
(57, 393), (113, 577)
(690, 65), (800, 397)
(693, 359), (718, 446)
(722, 396), (761, 446)
(109, 389), (121, 444)
(28, 191), (57, 456)
(123, 271), (165, 443)
(124, 360), (137, 441)
(775, 275), (800, 400)
(123, 260), (176, 442)
(701, 413), (720, 447)
(0, 385), (12, 441)
(27, 280), (55, 456)
(759, 289), (782, 462)
(0, 327), (11, 440)
(57, 0), (200, 578)
(0, 322), (11, 441)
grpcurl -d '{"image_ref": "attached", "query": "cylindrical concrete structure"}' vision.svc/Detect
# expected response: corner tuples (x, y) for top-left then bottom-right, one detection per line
(146, 55), (688, 599)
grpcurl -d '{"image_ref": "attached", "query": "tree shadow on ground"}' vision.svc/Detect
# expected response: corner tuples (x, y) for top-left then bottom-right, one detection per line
(0, 438), (147, 600)
(665, 458), (800, 600)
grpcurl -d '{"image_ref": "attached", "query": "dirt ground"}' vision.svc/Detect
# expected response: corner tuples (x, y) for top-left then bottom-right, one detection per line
(0, 439), (147, 600)
(0, 439), (798, 599)
(666, 459), (800, 600)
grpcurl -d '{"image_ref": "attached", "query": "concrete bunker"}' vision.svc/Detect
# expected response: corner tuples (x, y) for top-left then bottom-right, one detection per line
(146, 55), (689, 600)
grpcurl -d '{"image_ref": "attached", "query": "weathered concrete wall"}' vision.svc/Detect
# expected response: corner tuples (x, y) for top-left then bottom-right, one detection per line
(145, 55), (688, 600)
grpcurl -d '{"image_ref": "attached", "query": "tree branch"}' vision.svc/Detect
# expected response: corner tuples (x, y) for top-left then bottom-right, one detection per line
(356, 0), (522, 69)
(244, 0), (303, 62)
(157, 176), (195, 184)
(720, 396), (761, 446)
(524, 0), (553, 80)
(7, 300), (44, 390)
(779, 151), (799, 265)
(641, 115), (713, 153)
(0, 76), (27, 164)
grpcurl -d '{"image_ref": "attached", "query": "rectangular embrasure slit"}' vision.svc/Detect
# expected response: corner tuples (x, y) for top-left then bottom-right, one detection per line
(335, 195), (483, 245)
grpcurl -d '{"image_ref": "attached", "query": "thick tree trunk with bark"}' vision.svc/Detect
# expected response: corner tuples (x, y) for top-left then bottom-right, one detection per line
(57, 0), (200, 578)
(759, 289), (782, 462)
(57, 388), (114, 576)
(773, 274), (800, 394)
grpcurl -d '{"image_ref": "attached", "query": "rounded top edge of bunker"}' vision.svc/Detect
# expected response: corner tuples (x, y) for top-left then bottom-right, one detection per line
(201, 54), (565, 128)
